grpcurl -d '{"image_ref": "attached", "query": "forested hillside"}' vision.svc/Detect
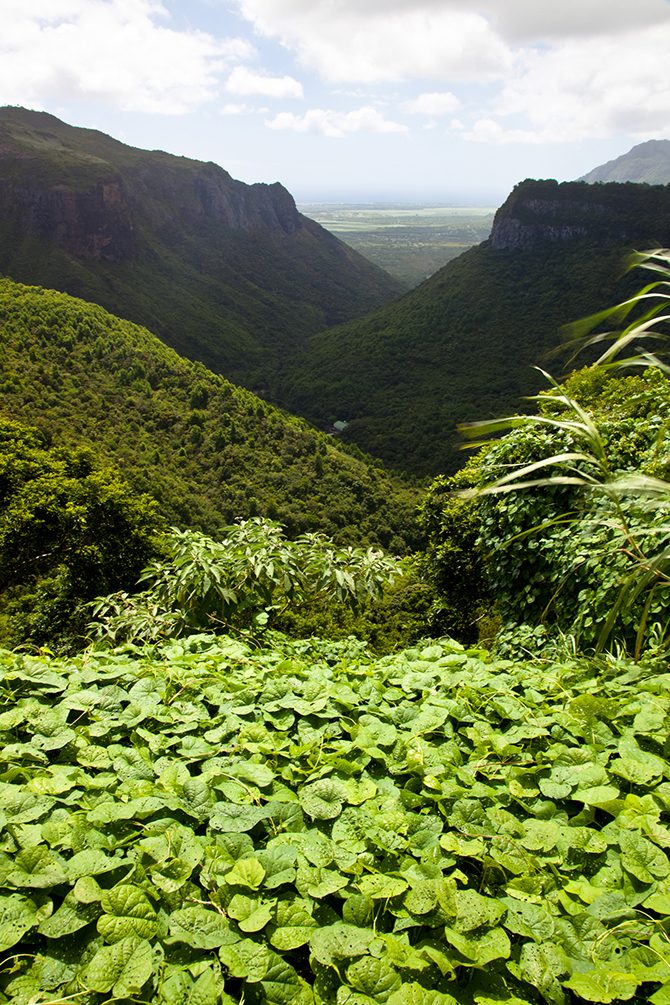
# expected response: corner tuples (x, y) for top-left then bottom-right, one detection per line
(282, 180), (670, 475)
(0, 107), (401, 390)
(0, 278), (417, 548)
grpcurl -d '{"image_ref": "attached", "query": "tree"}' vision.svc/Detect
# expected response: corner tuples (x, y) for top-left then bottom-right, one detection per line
(0, 418), (160, 649)
(90, 518), (401, 645)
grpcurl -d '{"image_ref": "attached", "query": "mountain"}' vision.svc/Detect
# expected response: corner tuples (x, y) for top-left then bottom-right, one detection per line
(579, 139), (670, 184)
(0, 106), (401, 390)
(279, 178), (670, 476)
(0, 278), (418, 550)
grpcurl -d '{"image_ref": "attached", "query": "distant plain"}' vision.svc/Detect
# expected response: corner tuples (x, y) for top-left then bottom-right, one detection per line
(299, 204), (495, 287)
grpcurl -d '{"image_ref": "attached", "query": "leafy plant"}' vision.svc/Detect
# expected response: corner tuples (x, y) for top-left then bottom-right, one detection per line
(90, 518), (401, 644)
(460, 250), (670, 657)
(1, 634), (669, 1003)
(0, 416), (160, 650)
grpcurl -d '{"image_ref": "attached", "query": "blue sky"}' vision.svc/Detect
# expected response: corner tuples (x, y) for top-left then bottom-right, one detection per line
(2, 0), (670, 204)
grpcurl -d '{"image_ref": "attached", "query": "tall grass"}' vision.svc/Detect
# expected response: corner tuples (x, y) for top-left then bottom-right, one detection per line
(465, 249), (670, 658)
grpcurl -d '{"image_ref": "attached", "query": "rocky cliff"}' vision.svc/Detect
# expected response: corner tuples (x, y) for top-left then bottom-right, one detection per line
(0, 106), (401, 388)
(490, 178), (670, 251)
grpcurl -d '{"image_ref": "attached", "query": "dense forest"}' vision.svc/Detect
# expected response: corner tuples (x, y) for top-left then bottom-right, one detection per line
(1, 110), (670, 1003)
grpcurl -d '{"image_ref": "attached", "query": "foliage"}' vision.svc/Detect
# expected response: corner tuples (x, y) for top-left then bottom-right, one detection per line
(1, 634), (670, 1003)
(0, 277), (419, 550)
(282, 180), (670, 476)
(416, 462), (496, 645)
(0, 106), (401, 395)
(464, 249), (670, 657)
(275, 560), (441, 656)
(0, 416), (159, 650)
(89, 519), (401, 644)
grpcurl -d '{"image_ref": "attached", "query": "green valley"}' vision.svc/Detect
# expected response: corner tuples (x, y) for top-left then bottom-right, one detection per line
(2, 103), (670, 1005)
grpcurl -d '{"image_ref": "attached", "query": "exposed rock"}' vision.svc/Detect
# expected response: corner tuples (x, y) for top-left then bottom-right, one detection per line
(490, 178), (670, 251)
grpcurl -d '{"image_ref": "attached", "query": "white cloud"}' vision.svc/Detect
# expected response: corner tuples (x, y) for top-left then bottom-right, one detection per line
(266, 106), (407, 138)
(402, 92), (460, 116)
(225, 66), (303, 99)
(482, 22), (670, 142)
(236, 1), (512, 83)
(0, 0), (253, 114)
(234, 0), (670, 145)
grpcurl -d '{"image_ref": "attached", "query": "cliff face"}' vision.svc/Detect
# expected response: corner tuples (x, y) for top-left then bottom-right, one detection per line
(0, 176), (135, 262)
(0, 107), (401, 388)
(0, 111), (304, 264)
(490, 178), (670, 251)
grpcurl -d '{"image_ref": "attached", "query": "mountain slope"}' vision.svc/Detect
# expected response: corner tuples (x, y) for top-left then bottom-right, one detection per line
(579, 139), (670, 184)
(0, 106), (401, 390)
(0, 278), (417, 550)
(280, 179), (670, 475)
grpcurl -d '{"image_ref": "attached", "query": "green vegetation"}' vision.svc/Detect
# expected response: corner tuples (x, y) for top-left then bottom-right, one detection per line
(298, 205), (494, 289)
(0, 279), (418, 550)
(0, 106), (401, 392)
(3, 112), (670, 1005)
(419, 250), (670, 659)
(0, 417), (159, 650)
(282, 241), (631, 475)
(282, 181), (670, 476)
(90, 519), (400, 645)
(1, 634), (669, 1004)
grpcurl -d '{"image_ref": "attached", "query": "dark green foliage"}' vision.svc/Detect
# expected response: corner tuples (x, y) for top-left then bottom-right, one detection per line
(0, 417), (159, 649)
(281, 181), (670, 476)
(0, 106), (402, 393)
(275, 561), (440, 654)
(0, 278), (418, 550)
(416, 463), (496, 645)
(450, 367), (670, 654)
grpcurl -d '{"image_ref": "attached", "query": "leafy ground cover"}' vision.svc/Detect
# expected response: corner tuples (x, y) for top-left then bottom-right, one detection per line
(1, 634), (669, 1003)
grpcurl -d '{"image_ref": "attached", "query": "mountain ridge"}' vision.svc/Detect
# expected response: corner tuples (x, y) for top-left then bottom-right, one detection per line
(579, 138), (670, 185)
(280, 178), (670, 475)
(0, 106), (402, 390)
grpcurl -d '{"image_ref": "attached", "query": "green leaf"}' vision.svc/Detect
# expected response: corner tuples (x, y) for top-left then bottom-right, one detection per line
(387, 984), (459, 1005)
(444, 926), (511, 965)
(516, 942), (568, 1005)
(620, 830), (670, 883)
(346, 957), (402, 1001)
(66, 848), (119, 881)
(357, 874), (408, 900)
(310, 923), (377, 966)
(38, 891), (100, 938)
(228, 894), (273, 932)
(209, 803), (267, 832)
(169, 906), (239, 949)
(270, 898), (317, 950)
(343, 894), (375, 928)
(97, 883), (158, 942)
(564, 969), (638, 1003)
(226, 857), (266, 889)
(0, 894), (43, 951)
(453, 889), (506, 932)
(299, 779), (348, 819)
(218, 937), (271, 981)
(82, 935), (155, 997)
(7, 845), (68, 888)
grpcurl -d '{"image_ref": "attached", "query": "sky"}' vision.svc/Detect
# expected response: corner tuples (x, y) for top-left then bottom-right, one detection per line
(2, 0), (670, 204)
